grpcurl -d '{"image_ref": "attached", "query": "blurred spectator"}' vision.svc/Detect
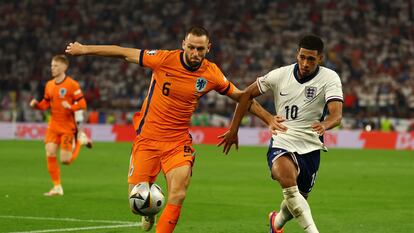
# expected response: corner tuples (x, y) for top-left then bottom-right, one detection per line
(380, 116), (395, 132)
(0, 0), (413, 131)
(87, 109), (99, 124)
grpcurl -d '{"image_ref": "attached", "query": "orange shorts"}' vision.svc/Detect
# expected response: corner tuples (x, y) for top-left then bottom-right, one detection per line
(44, 129), (75, 151)
(128, 134), (196, 184)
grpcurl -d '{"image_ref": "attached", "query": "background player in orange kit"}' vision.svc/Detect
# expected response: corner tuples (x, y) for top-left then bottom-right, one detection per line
(30, 54), (92, 196)
(65, 26), (283, 232)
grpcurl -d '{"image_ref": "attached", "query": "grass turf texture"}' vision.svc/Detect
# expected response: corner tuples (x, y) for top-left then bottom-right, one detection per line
(0, 140), (413, 232)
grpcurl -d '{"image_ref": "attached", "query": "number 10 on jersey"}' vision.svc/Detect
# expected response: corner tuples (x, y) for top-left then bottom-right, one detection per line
(285, 105), (298, 120)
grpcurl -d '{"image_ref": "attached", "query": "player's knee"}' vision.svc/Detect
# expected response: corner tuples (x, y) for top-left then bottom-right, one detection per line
(168, 189), (187, 204)
(61, 159), (71, 165)
(272, 158), (298, 188)
(272, 167), (296, 187)
(46, 152), (56, 157)
(45, 146), (57, 156)
(279, 178), (297, 188)
(273, 172), (297, 188)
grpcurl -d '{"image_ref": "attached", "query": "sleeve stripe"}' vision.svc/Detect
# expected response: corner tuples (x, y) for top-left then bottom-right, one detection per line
(326, 95), (343, 101)
(74, 96), (84, 102)
(256, 79), (265, 94)
(326, 98), (343, 104)
(139, 49), (145, 67)
(219, 83), (231, 95)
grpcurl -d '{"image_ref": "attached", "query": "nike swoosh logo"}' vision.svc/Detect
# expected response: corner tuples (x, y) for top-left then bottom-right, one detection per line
(279, 92), (288, 96)
(166, 73), (173, 76)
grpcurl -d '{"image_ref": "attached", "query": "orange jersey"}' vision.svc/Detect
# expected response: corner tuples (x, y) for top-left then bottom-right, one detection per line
(37, 76), (85, 134)
(134, 49), (235, 141)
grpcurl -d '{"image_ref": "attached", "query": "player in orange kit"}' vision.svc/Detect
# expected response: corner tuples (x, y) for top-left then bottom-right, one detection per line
(65, 26), (284, 232)
(30, 55), (92, 196)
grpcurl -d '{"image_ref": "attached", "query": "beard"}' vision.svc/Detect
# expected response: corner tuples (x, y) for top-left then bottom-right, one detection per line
(185, 54), (203, 68)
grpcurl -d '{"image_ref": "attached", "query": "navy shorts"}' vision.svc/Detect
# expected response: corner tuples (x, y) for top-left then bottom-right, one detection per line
(267, 147), (320, 195)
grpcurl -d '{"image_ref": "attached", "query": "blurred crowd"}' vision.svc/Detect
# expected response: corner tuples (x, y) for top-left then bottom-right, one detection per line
(1, 0), (413, 131)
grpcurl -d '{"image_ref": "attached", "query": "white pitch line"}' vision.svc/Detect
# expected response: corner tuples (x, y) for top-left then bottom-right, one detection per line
(0, 215), (136, 224)
(8, 223), (141, 233)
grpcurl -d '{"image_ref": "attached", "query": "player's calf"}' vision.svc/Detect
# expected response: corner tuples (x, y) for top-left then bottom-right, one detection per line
(283, 186), (319, 233)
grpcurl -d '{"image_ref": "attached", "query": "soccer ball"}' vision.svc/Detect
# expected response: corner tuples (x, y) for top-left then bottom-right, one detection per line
(129, 182), (165, 216)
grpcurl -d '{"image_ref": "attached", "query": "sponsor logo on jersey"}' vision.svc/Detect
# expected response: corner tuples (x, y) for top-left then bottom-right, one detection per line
(59, 88), (67, 98)
(279, 91), (288, 96)
(195, 77), (207, 92)
(146, 50), (157, 55)
(305, 86), (317, 100)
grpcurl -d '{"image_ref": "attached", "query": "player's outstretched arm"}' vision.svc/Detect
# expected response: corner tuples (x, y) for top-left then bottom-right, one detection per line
(65, 42), (141, 64)
(248, 99), (287, 134)
(311, 101), (343, 135)
(218, 83), (262, 154)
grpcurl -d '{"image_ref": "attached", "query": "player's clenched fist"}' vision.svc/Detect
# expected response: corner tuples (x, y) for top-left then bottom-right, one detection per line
(65, 42), (85, 55)
(29, 99), (38, 108)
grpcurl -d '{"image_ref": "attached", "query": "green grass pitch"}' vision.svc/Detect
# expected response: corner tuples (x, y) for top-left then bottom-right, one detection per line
(0, 140), (413, 232)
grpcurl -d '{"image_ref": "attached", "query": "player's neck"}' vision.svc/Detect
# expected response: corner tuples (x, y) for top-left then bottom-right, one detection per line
(297, 68), (317, 80)
(182, 53), (202, 71)
(54, 74), (66, 83)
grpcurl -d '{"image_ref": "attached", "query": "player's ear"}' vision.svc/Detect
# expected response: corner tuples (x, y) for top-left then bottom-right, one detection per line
(207, 43), (211, 53)
(318, 53), (324, 64)
(182, 40), (186, 50)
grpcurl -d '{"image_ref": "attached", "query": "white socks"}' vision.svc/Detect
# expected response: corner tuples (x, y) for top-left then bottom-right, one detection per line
(282, 186), (319, 233)
(274, 200), (293, 229)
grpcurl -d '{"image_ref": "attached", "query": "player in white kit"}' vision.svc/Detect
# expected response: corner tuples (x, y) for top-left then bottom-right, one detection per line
(218, 35), (343, 233)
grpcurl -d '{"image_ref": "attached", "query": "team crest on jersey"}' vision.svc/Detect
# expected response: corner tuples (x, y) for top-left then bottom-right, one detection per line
(146, 50), (157, 55)
(59, 88), (67, 98)
(304, 86), (317, 100)
(195, 77), (207, 92)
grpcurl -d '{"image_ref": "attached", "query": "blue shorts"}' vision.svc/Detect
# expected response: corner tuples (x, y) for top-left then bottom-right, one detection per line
(267, 147), (320, 195)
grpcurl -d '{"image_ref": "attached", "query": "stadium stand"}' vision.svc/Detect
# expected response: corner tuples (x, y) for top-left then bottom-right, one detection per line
(0, 0), (413, 130)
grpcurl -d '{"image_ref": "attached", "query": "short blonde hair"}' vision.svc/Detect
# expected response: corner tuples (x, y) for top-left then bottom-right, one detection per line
(52, 54), (69, 67)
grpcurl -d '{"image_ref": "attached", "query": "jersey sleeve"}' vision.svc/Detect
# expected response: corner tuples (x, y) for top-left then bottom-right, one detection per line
(35, 82), (51, 110)
(325, 73), (343, 103)
(72, 81), (84, 101)
(43, 82), (51, 101)
(256, 69), (279, 94)
(139, 49), (170, 70)
(211, 65), (235, 96)
(70, 80), (86, 110)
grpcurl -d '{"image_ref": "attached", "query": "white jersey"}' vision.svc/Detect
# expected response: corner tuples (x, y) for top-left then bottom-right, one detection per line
(257, 63), (343, 154)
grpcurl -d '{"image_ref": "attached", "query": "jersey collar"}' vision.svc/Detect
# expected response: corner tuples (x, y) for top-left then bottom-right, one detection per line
(180, 51), (202, 72)
(293, 63), (319, 84)
(54, 76), (67, 85)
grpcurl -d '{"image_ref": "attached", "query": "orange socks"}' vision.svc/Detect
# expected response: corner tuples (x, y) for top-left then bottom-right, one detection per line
(156, 204), (182, 233)
(70, 140), (81, 163)
(46, 156), (60, 186)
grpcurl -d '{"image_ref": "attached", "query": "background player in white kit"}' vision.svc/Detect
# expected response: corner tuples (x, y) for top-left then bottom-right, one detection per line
(218, 35), (343, 233)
